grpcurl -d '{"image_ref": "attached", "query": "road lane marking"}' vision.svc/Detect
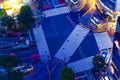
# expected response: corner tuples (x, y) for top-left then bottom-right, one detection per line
(55, 25), (90, 62)
(66, 15), (76, 27)
(44, 6), (70, 17)
(33, 25), (51, 60)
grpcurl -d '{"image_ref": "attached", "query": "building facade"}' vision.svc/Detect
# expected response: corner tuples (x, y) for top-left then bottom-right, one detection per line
(112, 16), (120, 80)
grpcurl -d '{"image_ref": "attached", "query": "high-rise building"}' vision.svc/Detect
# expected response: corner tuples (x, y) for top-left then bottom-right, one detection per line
(112, 16), (120, 80)
(116, 16), (120, 32)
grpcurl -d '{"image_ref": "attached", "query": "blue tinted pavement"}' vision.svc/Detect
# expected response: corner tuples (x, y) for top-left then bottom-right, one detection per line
(42, 13), (99, 63)
(68, 31), (99, 63)
(42, 13), (74, 57)
(80, 31), (99, 57)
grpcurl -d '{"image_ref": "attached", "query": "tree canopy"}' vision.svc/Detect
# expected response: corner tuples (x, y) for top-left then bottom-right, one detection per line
(0, 15), (15, 29)
(20, 5), (32, 12)
(17, 5), (35, 29)
(0, 55), (21, 69)
(60, 67), (75, 80)
(0, 9), (7, 17)
(0, 55), (22, 80)
(7, 70), (23, 80)
(93, 55), (107, 69)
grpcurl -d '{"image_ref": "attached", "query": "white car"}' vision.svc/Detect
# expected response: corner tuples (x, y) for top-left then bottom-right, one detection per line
(20, 65), (34, 74)
(12, 65), (34, 75)
(90, 15), (100, 26)
(12, 65), (25, 71)
(12, 44), (29, 50)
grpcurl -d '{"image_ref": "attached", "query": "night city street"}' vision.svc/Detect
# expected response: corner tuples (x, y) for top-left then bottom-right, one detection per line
(0, 0), (120, 80)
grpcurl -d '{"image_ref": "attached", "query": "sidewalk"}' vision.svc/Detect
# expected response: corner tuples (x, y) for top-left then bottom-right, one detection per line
(94, 32), (113, 51)
(67, 56), (94, 73)
(44, 6), (70, 17)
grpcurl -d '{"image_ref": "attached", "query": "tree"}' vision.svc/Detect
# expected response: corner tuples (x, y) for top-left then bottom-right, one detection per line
(60, 67), (75, 80)
(8, 70), (23, 80)
(93, 55), (108, 69)
(0, 9), (7, 17)
(17, 5), (35, 30)
(0, 55), (21, 69)
(0, 55), (22, 80)
(0, 15), (15, 30)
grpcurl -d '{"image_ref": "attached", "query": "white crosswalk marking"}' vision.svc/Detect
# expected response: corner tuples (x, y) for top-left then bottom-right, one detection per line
(67, 56), (94, 73)
(94, 32), (113, 51)
(55, 25), (90, 62)
(33, 25), (51, 60)
(44, 6), (70, 17)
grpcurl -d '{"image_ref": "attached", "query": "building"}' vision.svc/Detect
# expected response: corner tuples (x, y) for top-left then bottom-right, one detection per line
(67, 0), (95, 13)
(112, 16), (120, 80)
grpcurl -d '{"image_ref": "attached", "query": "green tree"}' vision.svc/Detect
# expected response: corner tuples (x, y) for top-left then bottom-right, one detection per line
(8, 70), (23, 80)
(0, 55), (22, 80)
(0, 15), (15, 29)
(0, 55), (21, 69)
(60, 67), (75, 80)
(93, 55), (108, 69)
(0, 9), (7, 17)
(17, 5), (35, 30)
(20, 5), (32, 12)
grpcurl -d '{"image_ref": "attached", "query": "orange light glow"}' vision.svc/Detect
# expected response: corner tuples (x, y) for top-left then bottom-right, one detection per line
(0, 0), (23, 15)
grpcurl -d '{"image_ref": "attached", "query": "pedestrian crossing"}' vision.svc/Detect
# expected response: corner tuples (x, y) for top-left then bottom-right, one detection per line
(67, 56), (94, 73)
(94, 32), (113, 51)
(33, 7), (113, 75)
(55, 25), (90, 63)
(33, 25), (51, 61)
(44, 6), (70, 17)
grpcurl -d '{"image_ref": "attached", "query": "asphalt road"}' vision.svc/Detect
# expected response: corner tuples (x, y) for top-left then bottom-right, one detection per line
(42, 12), (99, 63)
(24, 60), (65, 80)
(42, 13), (74, 57)
(0, 37), (38, 57)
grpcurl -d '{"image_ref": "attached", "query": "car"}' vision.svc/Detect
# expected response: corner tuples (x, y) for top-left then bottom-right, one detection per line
(20, 65), (34, 74)
(0, 53), (16, 57)
(31, 53), (40, 62)
(12, 65), (34, 75)
(102, 75), (111, 80)
(102, 51), (108, 59)
(12, 44), (29, 50)
(70, 0), (78, 5)
(12, 65), (25, 71)
(90, 15), (100, 26)
(90, 18), (98, 26)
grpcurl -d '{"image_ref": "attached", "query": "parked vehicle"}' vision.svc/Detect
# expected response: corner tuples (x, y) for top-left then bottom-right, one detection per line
(90, 15), (100, 26)
(20, 65), (34, 74)
(12, 65), (34, 75)
(12, 44), (29, 50)
(12, 65), (25, 71)
(31, 53), (40, 62)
